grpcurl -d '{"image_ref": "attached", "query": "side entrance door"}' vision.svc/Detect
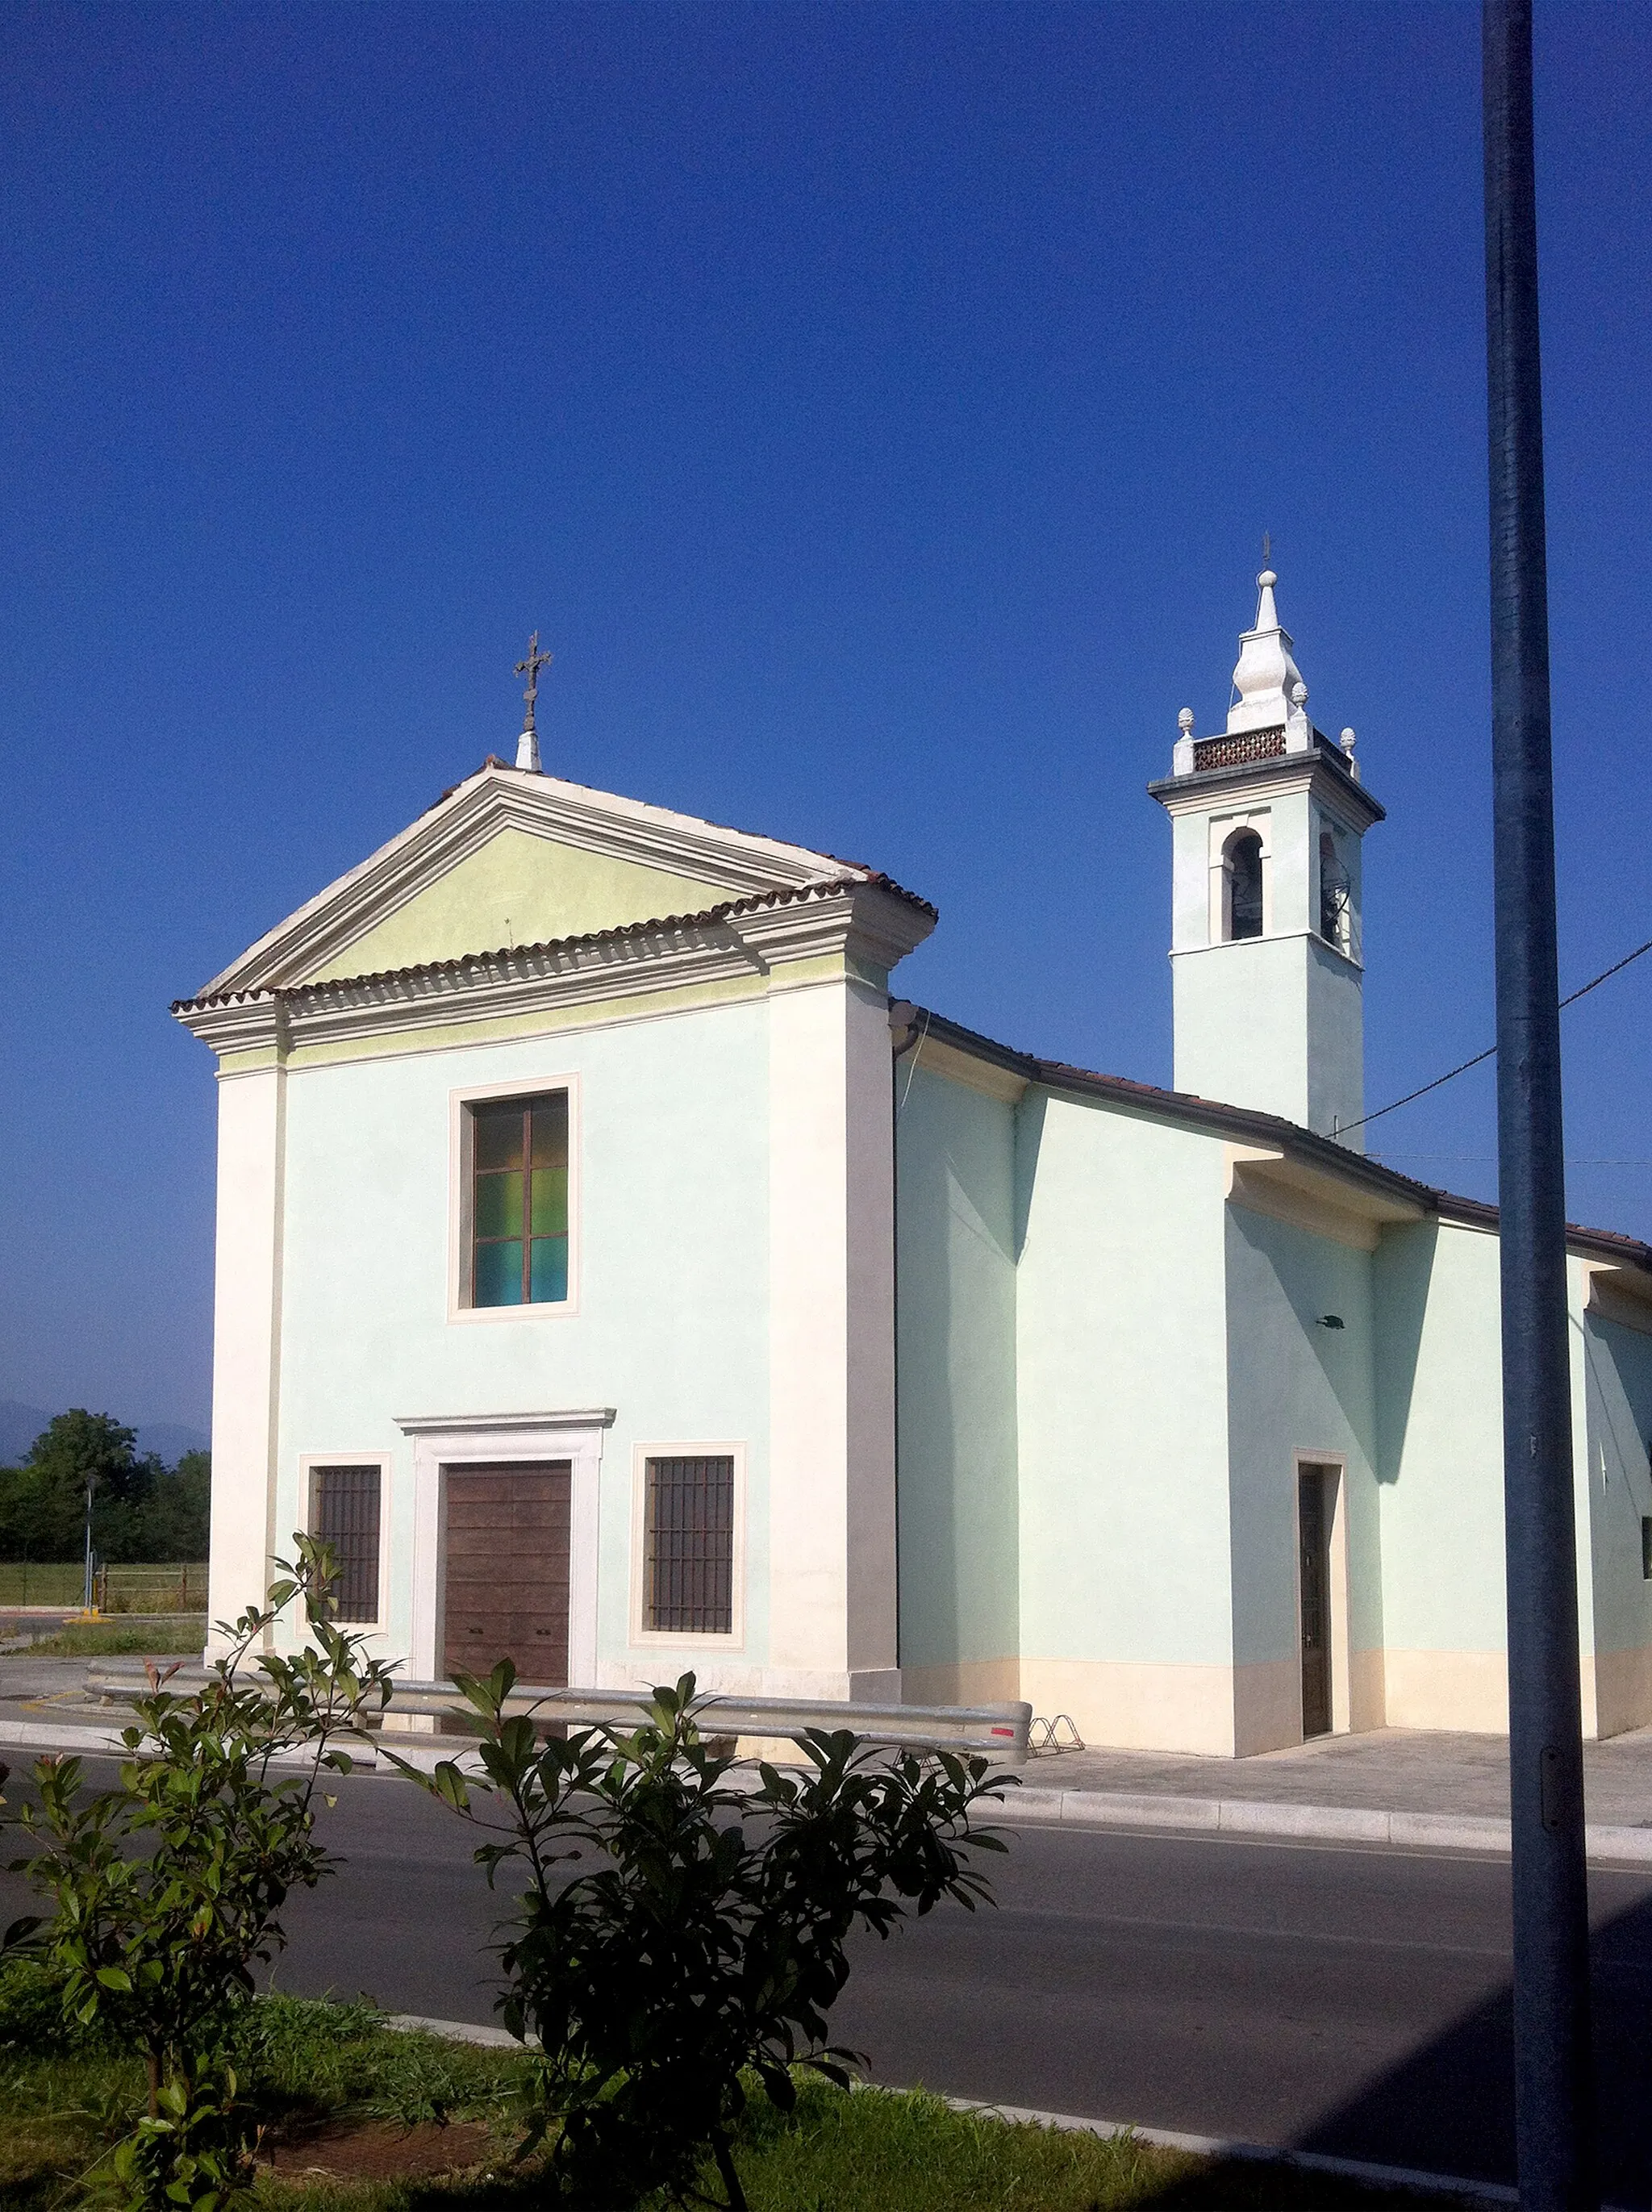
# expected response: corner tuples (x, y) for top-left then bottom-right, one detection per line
(442, 1461), (572, 1684)
(1297, 1464), (1333, 1740)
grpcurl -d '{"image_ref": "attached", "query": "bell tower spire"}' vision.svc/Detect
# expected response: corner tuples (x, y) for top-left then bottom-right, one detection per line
(1149, 569), (1385, 1145)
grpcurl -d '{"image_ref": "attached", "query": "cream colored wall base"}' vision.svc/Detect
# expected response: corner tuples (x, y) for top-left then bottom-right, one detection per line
(1233, 1656), (1303, 1756)
(1383, 1648), (1509, 1734)
(1017, 1658), (1240, 1756)
(1350, 1645), (1387, 1733)
(900, 1659), (1024, 1708)
(1587, 1646), (1652, 1740)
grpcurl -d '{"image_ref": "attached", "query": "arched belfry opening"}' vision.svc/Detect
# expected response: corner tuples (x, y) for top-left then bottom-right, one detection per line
(1224, 828), (1264, 942)
(1319, 829), (1351, 951)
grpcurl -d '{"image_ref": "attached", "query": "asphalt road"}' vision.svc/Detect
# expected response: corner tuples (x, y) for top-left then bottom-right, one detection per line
(8, 1762), (1652, 2199)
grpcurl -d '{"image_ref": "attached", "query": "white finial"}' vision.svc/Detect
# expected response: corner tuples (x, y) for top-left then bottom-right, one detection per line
(1172, 706), (1197, 775)
(1228, 565), (1305, 736)
(1340, 725), (1356, 753)
(1291, 681), (1308, 708)
(1341, 725), (1361, 783)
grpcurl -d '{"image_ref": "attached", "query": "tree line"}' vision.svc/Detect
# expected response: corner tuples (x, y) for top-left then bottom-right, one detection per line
(0, 1411), (209, 1563)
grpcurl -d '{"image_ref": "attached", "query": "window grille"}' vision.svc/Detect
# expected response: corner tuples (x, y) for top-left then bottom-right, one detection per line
(645, 1455), (735, 1634)
(312, 1464), (382, 1621)
(469, 1091), (569, 1307)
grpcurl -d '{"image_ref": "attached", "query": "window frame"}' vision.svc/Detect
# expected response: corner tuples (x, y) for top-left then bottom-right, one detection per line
(302, 1454), (391, 1632)
(448, 1074), (581, 1323)
(628, 1441), (746, 1650)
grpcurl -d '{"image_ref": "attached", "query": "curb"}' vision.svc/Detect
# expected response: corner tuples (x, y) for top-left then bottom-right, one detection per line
(383, 2015), (1561, 2210)
(997, 1785), (1652, 1864)
(6, 1717), (1651, 1866)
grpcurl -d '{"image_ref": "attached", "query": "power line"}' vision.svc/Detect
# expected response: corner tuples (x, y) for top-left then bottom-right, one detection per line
(1341, 933), (1652, 1137)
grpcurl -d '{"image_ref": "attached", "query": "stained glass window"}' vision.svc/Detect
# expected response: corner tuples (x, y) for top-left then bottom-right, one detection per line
(470, 1091), (569, 1307)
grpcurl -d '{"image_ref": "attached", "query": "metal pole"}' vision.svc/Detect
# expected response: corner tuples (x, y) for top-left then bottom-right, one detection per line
(1482, 5), (1596, 2206)
(83, 1475), (95, 1613)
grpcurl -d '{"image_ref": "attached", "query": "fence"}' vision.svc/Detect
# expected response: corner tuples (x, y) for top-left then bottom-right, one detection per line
(0, 1562), (208, 1612)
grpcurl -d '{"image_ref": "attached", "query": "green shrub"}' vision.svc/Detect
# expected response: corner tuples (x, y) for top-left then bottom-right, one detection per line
(8, 1536), (398, 2210)
(393, 1669), (1012, 2212)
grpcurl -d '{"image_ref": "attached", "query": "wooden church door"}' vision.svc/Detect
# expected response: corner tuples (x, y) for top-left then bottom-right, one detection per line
(442, 1462), (572, 1684)
(1297, 1466), (1333, 1740)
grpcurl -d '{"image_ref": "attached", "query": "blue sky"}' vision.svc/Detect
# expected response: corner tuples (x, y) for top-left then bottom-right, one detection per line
(2, 2), (1649, 1434)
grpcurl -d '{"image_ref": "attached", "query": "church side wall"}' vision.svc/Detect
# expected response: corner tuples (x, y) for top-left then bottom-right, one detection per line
(1222, 1205), (1381, 1753)
(893, 1062), (1020, 1705)
(1374, 1220), (1511, 1730)
(1580, 1300), (1652, 1738)
(1014, 1095), (1236, 1754)
(267, 999), (775, 1686)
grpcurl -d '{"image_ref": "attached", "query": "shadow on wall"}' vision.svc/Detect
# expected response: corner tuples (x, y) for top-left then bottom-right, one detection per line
(1373, 1219), (1439, 1487)
(1012, 1089), (1046, 1264)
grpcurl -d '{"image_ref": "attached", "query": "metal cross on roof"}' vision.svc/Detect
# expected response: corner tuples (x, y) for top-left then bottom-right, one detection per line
(515, 632), (553, 732)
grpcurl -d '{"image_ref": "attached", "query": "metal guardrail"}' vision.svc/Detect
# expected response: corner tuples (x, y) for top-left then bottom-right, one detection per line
(83, 1663), (1032, 1764)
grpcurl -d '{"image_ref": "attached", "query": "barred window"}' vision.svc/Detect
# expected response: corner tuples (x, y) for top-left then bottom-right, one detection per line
(645, 1456), (735, 1634)
(311, 1465), (382, 1622)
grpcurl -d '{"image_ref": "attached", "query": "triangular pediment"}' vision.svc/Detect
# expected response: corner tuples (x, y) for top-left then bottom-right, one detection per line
(200, 764), (865, 995)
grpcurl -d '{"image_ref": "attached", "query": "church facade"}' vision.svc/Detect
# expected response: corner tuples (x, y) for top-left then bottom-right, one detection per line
(176, 574), (1652, 1756)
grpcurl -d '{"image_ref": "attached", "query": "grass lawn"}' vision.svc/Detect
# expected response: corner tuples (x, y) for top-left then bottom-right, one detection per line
(0, 1615), (208, 1656)
(0, 1974), (1480, 2211)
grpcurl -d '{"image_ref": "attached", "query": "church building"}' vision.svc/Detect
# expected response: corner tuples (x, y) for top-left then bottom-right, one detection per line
(175, 574), (1652, 1756)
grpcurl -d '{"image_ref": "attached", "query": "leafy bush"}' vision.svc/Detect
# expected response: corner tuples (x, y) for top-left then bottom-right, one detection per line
(8, 1536), (397, 2209)
(394, 1668), (1012, 2212)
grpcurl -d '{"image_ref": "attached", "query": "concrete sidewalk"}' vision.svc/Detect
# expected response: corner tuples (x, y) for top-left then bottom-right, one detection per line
(1023, 1722), (1652, 1826)
(8, 1651), (1652, 1860)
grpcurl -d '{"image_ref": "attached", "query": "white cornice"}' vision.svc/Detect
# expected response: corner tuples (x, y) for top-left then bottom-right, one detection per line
(1149, 749), (1384, 834)
(394, 1407), (617, 1434)
(174, 883), (932, 1061)
(726, 883), (934, 971)
(177, 994), (286, 1057)
(200, 766), (867, 998)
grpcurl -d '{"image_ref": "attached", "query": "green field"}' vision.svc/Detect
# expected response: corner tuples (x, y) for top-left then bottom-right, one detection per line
(0, 1560), (207, 1609)
(2, 1616), (208, 1656)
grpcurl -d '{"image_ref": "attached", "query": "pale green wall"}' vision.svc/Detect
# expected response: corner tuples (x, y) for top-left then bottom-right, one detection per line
(1173, 936), (1312, 1122)
(1015, 1093), (1233, 1666)
(269, 999), (772, 1667)
(1580, 1306), (1652, 1663)
(893, 1064), (1019, 1672)
(1223, 1207), (1381, 1666)
(1373, 1221), (1508, 1655)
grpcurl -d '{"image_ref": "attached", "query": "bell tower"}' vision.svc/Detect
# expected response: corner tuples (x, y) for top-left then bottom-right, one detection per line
(1148, 570), (1385, 1146)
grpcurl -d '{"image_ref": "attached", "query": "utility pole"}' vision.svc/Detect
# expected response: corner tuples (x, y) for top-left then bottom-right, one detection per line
(1482, 4), (1596, 2206)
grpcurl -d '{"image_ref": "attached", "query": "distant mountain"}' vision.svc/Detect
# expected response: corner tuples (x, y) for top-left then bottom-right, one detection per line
(0, 1401), (208, 1469)
(134, 1421), (211, 1466)
(0, 1403), (52, 1464)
